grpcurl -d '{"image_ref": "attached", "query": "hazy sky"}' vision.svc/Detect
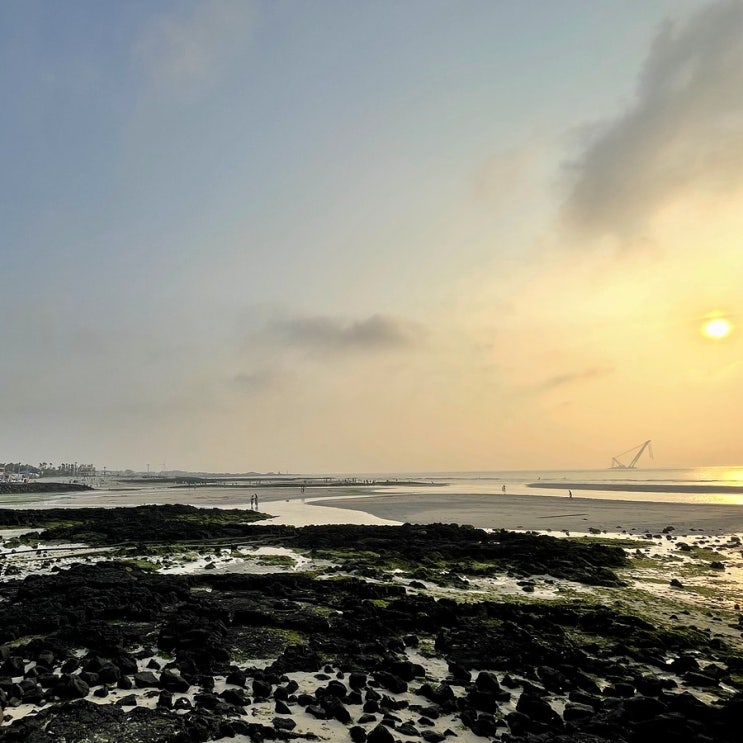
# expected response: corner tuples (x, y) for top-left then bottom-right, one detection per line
(2, 0), (741, 473)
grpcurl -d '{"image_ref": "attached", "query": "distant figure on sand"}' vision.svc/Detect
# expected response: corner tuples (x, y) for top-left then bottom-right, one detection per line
(254, 493), (259, 510)
(502, 485), (506, 494)
(568, 490), (573, 499)
(250, 493), (255, 509)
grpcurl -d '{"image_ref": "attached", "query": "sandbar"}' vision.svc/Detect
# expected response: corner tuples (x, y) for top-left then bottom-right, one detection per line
(532, 481), (743, 494)
(319, 491), (743, 535)
(7, 483), (743, 536)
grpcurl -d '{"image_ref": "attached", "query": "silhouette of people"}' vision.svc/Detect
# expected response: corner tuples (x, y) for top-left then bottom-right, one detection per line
(250, 493), (255, 510)
(254, 493), (259, 510)
(502, 485), (506, 494)
(568, 490), (573, 499)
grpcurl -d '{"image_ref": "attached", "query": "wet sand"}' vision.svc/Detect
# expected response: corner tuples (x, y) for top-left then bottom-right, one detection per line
(532, 481), (743, 494)
(5, 483), (743, 535)
(318, 491), (743, 535)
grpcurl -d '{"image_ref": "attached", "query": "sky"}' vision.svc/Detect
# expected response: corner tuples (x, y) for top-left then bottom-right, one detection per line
(2, 0), (741, 474)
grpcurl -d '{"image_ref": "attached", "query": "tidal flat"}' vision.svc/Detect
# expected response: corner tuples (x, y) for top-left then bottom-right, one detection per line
(0, 505), (741, 742)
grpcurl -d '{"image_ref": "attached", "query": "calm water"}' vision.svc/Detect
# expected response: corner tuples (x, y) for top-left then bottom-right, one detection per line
(4, 467), (743, 510)
(346, 467), (743, 506)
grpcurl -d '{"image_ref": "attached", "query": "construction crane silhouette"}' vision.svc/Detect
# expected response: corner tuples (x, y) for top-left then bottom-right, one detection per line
(611, 440), (653, 469)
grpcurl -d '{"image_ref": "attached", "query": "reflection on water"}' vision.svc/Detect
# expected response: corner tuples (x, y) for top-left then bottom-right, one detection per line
(692, 466), (743, 483)
(373, 466), (743, 506)
(5, 467), (743, 510)
(346, 466), (743, 485)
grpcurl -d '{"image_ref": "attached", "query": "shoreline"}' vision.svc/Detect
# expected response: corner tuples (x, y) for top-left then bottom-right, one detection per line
(2, 482), (743, 535)
(531, 481), (743, 494)
(317, 491), (743, 535)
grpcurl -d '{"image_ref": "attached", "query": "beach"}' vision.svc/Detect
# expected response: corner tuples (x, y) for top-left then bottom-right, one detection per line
(317, 490), (743, 535)
(4, 479), (743, 535)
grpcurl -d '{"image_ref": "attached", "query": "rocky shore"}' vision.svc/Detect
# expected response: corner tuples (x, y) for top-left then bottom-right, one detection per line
(0, 506), (741, 742)
(0, 482), (92, 496)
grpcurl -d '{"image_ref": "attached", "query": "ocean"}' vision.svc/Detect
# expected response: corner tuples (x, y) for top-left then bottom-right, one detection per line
(5, 467), (743, 512)
(347, 467), (743, 506)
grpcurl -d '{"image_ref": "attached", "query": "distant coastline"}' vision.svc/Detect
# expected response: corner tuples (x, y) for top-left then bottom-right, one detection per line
(124, 477), (441, 489)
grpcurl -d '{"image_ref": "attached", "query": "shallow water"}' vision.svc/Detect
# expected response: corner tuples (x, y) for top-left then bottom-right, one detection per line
(369, 466), (743, 505)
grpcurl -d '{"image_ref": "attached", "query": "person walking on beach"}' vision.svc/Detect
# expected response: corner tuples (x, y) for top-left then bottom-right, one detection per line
(250, 493), (255, 510)
(254, 493), (259, 511)
(568, 490), (573, 499)
(502, 484), (506, 494)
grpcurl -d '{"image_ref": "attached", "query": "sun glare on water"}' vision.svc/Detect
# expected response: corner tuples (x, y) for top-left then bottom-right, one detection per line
(702, 317), (733, 339)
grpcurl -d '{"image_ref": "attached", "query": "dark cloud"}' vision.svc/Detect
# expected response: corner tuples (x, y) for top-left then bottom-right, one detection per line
(562, 0), (743, 240)
(535, 366), (613, 392)
(266, 313), (422, 354)
(233, 368), (279, 394)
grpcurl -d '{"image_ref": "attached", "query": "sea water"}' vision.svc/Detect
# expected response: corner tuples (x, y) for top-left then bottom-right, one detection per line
(6, 467), (743, 510)
(334, 467), (743, 506)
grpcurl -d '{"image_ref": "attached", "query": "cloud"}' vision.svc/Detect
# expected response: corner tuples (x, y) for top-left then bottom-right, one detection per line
(265, 313), (423, 354)
(562, 0), (743, 241)
(533, 366), (614, 393)
(133, 0), (256, 95)
(233, 368), (281, 394)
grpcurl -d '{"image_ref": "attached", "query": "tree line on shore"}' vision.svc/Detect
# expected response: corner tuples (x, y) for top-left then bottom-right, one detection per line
(1, 462), (97, 478)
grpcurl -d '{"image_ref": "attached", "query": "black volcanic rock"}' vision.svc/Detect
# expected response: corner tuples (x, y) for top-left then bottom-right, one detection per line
(515, 691), (563, 728)
(0, 513), (739, 743)
(54, 675), (89, 700)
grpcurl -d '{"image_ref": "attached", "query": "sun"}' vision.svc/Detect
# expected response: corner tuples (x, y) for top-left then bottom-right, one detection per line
(702, 317), (733, 339)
